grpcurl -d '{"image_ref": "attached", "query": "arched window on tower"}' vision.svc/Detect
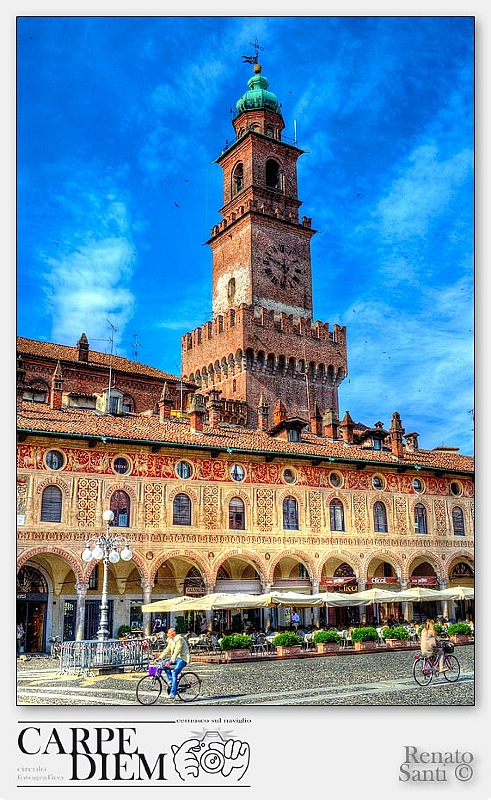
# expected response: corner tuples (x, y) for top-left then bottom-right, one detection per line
(266, 159), (281, 190)
(232, 163), (244, 196)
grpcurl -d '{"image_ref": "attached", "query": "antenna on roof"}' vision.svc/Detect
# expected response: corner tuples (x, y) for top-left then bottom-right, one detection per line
(131, 333), (143, 360)
(107, 320), (117, 411)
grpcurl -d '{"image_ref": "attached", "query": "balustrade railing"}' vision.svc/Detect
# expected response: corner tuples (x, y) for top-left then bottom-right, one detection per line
(60, 639), (151, 675)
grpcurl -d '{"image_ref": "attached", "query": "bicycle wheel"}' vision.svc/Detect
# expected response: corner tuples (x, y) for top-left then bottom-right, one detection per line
(443, 655), (460, 682)
(177, 671), (201, 702)
(412, 658), (433, 686)
(136, 674), (163, 705)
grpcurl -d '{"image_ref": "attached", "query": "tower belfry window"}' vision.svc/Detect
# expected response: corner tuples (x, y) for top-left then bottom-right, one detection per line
(266, 159), (281, 190)
(232, 163), (244, 196)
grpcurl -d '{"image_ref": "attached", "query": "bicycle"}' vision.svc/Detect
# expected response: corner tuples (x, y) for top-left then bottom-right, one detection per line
(136, 662), (202, 705)
(412, 640), (460, 686)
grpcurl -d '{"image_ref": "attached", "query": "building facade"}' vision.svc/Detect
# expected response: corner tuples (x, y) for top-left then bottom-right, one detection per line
(16, 61), (474, 652)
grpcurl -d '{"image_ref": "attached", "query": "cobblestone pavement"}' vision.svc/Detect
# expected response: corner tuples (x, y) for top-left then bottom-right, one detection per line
(16, 645), (474, 707)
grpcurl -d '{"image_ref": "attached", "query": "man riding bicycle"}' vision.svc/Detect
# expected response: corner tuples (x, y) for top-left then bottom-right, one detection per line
(155, 628), (191, 700)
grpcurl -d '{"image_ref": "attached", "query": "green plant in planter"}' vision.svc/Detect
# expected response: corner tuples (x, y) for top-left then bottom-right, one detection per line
(272, 632), (302, 647)
(382, 625), (410, 640)
(447, 622), (472, 636)
(219, 633), (253, 651)
(313, 629), (342, 645)
(117, 624), (132, 638)
(350, 626), (378, 643)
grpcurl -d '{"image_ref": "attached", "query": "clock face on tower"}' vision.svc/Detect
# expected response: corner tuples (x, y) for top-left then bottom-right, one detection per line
(262, 243), (305, 290)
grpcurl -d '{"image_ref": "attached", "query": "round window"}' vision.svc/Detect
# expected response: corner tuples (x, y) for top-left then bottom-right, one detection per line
(283, 468), (296, 484)
(46, 450), (64, 470)
(230, 463), (245, 482)
(329, 472), (342, 488)
(412, 477), (424, 493)
(450, 481), (462, 496)
(372, 475), (384, 490)
(176, 460), (193, 479)
(113, 457), (131, 475)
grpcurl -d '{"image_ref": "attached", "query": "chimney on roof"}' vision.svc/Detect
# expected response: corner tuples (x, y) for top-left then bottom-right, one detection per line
(77, 333), (89, 363)
(16, 355), (26, 415)
(189, 393), (206, 434)
(323, 407), (339, 439)
(273, 399), (287, 427)
(207, 388), (222, 428)
(390, 411), (405, 458)
(339, 411), (355, 444)
(50, 360), (64, 410)
(405, 431), (419, 453)
(257, 394), (269, 431)
(158, 382), (173, 421)
(310, 402), (323, 436)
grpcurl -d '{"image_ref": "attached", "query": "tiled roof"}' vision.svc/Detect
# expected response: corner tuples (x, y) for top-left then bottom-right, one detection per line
(17, 336), (181, 382)
(17, 402), (474, 475)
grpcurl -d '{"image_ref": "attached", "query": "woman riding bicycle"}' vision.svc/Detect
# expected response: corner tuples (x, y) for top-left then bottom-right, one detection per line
(420, 619), (447, 672)
(155, 628), (191, 700)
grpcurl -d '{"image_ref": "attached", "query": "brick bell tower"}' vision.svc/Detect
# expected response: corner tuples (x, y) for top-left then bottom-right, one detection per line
(181, 54), (348, 429)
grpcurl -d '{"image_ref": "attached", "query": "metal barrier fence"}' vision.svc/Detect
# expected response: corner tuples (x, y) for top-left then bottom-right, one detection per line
(59, 639), (151, 675)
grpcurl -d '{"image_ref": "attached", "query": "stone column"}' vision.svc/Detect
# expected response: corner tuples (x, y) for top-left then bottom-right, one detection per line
(142, 581), (154, 637)
(205, 583), (215, 633)
(74, 583), (89, 641)
(261, 582), (272, 630)
(311, 579), (320, 628)
(399, 579), (409, 623)
(357, 579), (366, 624)
(438, 578), (452, 621)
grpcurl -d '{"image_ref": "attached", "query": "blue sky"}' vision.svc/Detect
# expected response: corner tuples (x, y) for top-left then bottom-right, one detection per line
(16, 15), (474, 455)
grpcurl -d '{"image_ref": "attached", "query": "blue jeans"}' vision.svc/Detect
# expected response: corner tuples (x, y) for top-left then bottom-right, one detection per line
(164, 657), (186, 696)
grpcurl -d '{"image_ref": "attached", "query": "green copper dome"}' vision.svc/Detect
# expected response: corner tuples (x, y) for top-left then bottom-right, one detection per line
(236, 64), (280, 114)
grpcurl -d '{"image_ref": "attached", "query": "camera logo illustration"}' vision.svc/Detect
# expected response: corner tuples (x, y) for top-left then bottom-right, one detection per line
(171, 729), (250, 783)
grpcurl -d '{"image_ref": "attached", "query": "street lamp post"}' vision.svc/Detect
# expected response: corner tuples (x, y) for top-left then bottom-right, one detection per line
(82, 510), (133, 641)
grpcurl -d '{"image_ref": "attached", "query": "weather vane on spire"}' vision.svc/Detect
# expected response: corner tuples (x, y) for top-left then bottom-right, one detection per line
(242, 37), (264, 65)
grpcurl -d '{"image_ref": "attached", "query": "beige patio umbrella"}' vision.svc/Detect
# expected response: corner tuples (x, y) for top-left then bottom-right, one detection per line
(141, 592), (276, 612)
(270, 591), (349, 607)
(437, 586), (474, 600)
(337, 587), (402, 606)
(387, 586), (445, 602)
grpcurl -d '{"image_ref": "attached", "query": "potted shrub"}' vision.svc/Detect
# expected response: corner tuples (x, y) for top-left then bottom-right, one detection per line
(313, 629), (342, 653)
(272, 631), (303, 656)
(117, 624), (132, 640)
(382, 625), (410, 647)
(447, 622), (473, 644)
(219, 633), (253, 661)
(351, 626), (379, 651)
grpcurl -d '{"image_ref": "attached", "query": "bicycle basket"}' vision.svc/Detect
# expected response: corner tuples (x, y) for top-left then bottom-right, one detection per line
(441, 640), (454, 653)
